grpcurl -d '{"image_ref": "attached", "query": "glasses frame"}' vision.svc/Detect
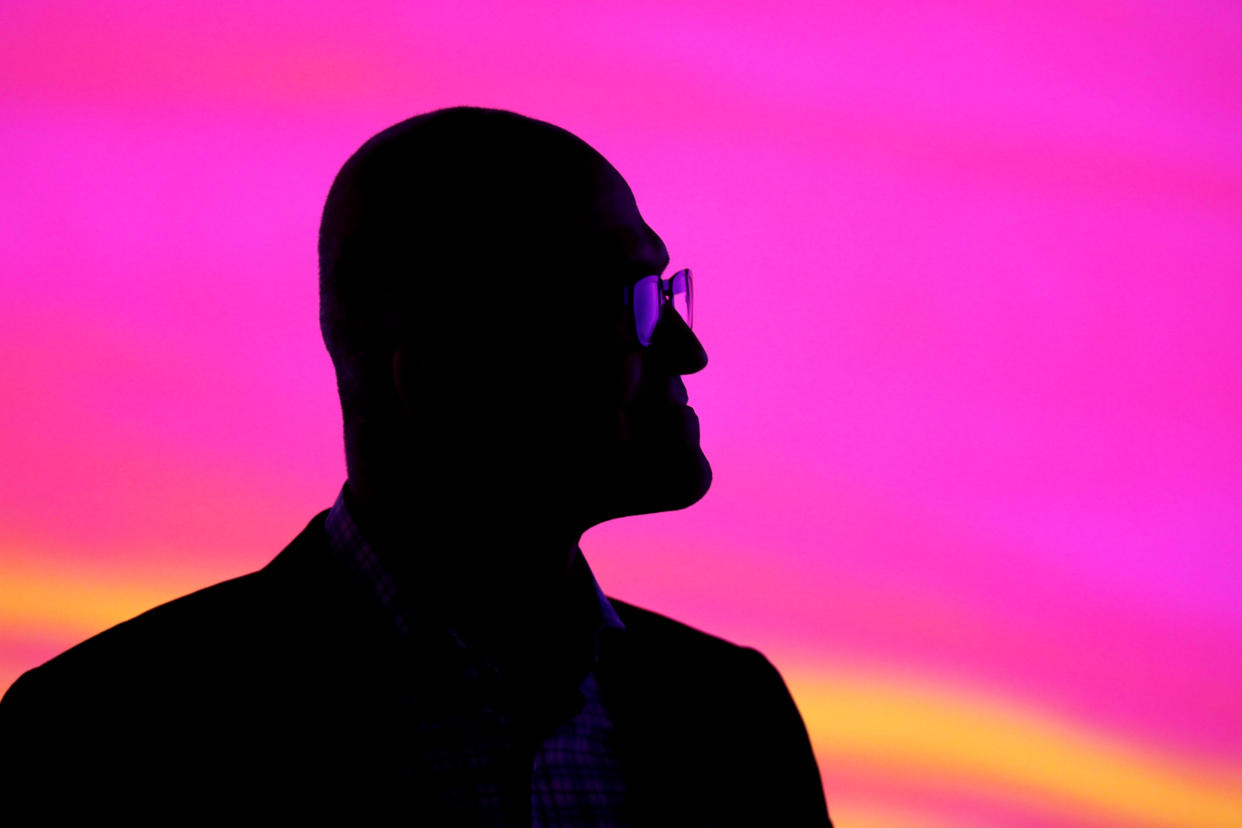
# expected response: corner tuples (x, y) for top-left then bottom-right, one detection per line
(622, 267), (693, 347)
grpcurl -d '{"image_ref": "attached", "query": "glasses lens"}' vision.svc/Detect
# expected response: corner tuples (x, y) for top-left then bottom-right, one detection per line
(670, 268), (692, 330)
(632, 275), (661, 347)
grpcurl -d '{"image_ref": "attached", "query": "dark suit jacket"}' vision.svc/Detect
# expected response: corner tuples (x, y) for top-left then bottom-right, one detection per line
(0, 511), (831, 825)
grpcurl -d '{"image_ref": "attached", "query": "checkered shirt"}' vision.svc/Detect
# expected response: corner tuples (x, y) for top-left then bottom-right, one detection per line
(323, 484), (631, 826)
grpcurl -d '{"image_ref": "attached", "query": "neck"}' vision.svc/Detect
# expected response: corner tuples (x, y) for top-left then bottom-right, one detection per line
(343, 477), (583, 638)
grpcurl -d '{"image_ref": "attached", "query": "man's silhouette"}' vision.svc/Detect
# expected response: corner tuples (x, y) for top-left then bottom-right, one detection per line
(0, 107), (831, 825)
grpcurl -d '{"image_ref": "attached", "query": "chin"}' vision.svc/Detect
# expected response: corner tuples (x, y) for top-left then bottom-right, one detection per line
(663, 448), (713, 510)
(612, 442), (713, 519)
(569, 407), (713, 526)
(567, 444), (712, 530)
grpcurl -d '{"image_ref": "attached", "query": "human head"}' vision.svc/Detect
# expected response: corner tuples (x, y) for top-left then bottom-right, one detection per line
(318, 106), (710, 536)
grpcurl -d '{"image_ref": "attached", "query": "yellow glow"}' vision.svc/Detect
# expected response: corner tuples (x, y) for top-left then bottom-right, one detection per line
(0, 562), (193, 640)
(6, 561), (1241, 828)
(832, 800), (994, 828)
(788, 668), (1242, 828)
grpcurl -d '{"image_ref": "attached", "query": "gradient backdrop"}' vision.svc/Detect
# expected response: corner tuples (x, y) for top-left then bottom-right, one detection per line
(3, 2), (1240, 825)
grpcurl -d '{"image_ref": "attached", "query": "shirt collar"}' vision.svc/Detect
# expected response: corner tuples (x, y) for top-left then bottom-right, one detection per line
(323, 482), (626, 663)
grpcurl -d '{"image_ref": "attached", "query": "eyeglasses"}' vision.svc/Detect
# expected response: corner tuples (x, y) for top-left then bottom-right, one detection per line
(624, 268), (693, 347)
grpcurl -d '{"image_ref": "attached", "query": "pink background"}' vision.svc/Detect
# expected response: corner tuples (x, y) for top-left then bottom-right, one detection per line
(3, 2), (1240, 825)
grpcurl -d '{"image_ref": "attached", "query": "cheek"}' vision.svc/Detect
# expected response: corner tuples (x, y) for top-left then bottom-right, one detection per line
(595, 352), (642, 445)
(614, 350), (643, 408)
(502, 337), (641, 437)
(556, 339), (640, 405)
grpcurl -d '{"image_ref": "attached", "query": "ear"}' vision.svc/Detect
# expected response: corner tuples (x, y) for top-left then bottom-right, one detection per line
(391, 343), (425, 418)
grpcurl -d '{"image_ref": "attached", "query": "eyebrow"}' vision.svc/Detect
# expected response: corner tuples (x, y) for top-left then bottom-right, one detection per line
(641, 224), (672, 275)
(625, 234), (671, 282)
(625, 256), (669, 282)
(577, 225), (670, 284)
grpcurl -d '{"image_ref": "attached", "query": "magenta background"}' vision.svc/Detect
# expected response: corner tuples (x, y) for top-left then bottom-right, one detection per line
(3, 2), (1241, 825)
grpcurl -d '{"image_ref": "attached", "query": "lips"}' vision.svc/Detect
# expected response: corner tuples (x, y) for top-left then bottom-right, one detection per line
(660, 378), (690, 407)
(627, 382), (692, 424)
(658, 386), (689, 407)
(631, 389), (687, 409)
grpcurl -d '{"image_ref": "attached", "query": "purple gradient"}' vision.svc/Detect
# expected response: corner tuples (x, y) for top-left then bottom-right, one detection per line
(3, 2), (1240, 824)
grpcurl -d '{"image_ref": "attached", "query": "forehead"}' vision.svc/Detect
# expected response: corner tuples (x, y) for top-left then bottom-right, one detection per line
(559, 164), (670, 285)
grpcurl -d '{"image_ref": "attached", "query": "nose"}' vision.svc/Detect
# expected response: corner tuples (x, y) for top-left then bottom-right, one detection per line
(647, 304), (707, 375)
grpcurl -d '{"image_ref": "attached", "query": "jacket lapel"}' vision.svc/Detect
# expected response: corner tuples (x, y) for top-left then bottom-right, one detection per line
(598, 626), (706, 826)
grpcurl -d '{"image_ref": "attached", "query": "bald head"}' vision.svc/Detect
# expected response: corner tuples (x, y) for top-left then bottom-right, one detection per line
(322, 110), (613, 345)
(318, 107), (631, 421)
(317, 106), (707, 529)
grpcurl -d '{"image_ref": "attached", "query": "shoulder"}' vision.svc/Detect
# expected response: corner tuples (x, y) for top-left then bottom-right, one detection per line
(608, 597), (733, 647)
(0, 567), (276, 809)
(607, 596), (781, 680)
(603, 596), (800, 728)
(1, 511), (336, 715)
(7, 570), (269, 698)
(0, 510), (389, 808)
(603, 598), (833, 826)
